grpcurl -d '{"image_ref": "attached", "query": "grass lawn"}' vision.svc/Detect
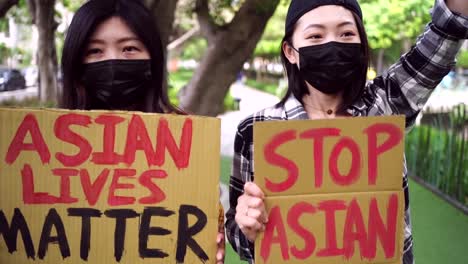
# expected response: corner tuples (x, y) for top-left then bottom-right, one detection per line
(220, 156), (468, 264)
(410, 179), (468, 264)
(220, 156), (249, 263)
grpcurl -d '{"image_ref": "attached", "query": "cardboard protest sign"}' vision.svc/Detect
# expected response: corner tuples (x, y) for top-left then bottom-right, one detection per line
(254, 116), (405, 264)
(0, 108), (220, 264)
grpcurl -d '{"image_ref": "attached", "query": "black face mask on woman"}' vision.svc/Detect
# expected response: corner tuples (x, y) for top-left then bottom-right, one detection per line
(82, 59), (152, 110)
(292, 41), (364, 94)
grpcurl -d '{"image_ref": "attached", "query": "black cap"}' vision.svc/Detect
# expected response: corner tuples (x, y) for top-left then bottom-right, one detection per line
(285, 0), (363, 34)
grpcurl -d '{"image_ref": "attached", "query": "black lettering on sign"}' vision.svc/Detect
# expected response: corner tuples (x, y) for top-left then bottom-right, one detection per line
(176, 205), (209, 263)
(0, 208), (35, 259)
(68, 208), (102, 261)
(38, 208), (70, 259)
(139, 207), (175, 258)
(104, 209), (139, 262)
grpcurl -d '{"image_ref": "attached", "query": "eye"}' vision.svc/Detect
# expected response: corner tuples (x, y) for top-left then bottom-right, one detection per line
(341, 31), (356, 38)
(306, 34), (323, 40)
(85, 48), (102, 56)
(123, 46), (140, 53)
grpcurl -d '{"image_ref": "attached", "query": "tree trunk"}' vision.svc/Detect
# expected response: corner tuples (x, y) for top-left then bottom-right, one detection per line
(34, 0), (58, 103)
(145, 0), (179, 98)
(167, 25), (200, 59)
(376, 49), (385, 75)
(0, 0), (18, 18)
(402, 38), (411, 54)
(145, 0), (179, 49)
(180, 0), (280, 116)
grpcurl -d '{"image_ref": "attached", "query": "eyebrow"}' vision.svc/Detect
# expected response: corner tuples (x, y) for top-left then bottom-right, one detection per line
(116, 37), (141, 44)
(88, 37), (141, 45)
(303, 21), (356, 32)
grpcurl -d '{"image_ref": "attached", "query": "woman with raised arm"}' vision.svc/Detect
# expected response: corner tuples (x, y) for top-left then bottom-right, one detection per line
(226, 0), (467, 263)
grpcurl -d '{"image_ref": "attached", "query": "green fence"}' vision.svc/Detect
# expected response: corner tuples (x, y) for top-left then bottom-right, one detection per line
(405, 104), (467, 208)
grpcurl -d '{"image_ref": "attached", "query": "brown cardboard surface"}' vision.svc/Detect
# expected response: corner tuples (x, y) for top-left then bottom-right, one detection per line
(255, 191), (404, 264)
(253, 116), (406, 264)
(253, 116), (405, 195)
(0, 108), (220, 263)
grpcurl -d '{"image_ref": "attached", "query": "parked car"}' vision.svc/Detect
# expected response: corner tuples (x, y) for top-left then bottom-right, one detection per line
(0, 67), (26, 92)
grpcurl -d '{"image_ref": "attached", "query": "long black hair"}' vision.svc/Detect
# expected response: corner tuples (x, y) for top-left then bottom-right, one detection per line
(60, 0), (181, 114)
(278, 12), (369, 114)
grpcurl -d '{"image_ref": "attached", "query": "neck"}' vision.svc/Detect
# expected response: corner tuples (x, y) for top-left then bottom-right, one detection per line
(302, 85), (343, 119)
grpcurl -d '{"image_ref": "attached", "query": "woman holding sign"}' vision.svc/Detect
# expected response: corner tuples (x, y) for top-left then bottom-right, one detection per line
(60, 0), (224, 263)
(226, 0), (467, 263)
(60, 0), (180, 113)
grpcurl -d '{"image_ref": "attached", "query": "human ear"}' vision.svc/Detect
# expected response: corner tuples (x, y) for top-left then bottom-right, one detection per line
(282, 41), (298, 65)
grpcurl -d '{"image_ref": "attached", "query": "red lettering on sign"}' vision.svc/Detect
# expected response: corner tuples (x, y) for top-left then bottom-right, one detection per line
(123, 115), (157, 166)
(368, 194), (398, 259)
(364, 123), (402, 185)
(52, 169), (79, 204)
(259, 194), (400, 262)
(108, 169), (136, 206)
(300, 128), (341, 188)
(329, 137), (361, 186)
(155, 117), (193, 169)
(139, 170), (168, 204)
(343, 198), (368, 259)
(21, 164), (59, 204)
(6, 114), (50, 165)
(288, 202), (317, 259)
(92, 115), (125, 165)
(54, 113), (92, 167)
(260, 206), (289, 262)
(80, 169), (110, 206)
(316, 200), (346, 257)
(264, 130), (298, 192)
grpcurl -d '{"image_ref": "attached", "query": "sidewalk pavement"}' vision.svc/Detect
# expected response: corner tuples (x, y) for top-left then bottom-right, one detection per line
(219, 84), (279, 157)
(217, 84), (279, 213)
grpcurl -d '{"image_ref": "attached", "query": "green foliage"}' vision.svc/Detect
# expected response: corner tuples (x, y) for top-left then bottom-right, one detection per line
(62, 0), (86, 12)
(361, 0), (432, 50)
(0, 0), (30, 40)
(253, 0), (434, 59)
(456, 50), (468, 68)
(0, 43), (10, 63)
(207, 0), (280, 24)
(254, 0), (288, 58)
(0, 97), (56, 108)
(8, 0), (31, 24)
(168, 68), (193, 90)
(210, 0), (240, 18)
(178, 0), (282, 49)
(167, 68), (193, 105)
(180, 37), (207, 61)
(223, 92), (237, 111)
(405, 104), (468, 206)
(253, 0), (281, 16)
(0, 44), (30, 65)
(13, 46), (31, 66)
(168, 68), (236, 111)
(0, 0), (86, 66)
(0, 18), (8, 32)
(178, 0), (240, 26)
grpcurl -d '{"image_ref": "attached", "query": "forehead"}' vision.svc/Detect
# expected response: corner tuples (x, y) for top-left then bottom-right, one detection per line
(89, 16), (137, 40)
(296, 5), (356, 29)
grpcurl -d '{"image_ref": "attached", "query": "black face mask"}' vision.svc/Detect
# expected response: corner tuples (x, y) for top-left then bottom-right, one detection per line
(82, 59), (152, 110)
(293, 42), (364, 94)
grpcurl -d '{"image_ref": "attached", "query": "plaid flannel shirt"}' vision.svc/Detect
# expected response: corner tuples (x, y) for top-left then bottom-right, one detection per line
(225, 0), (468, 263)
